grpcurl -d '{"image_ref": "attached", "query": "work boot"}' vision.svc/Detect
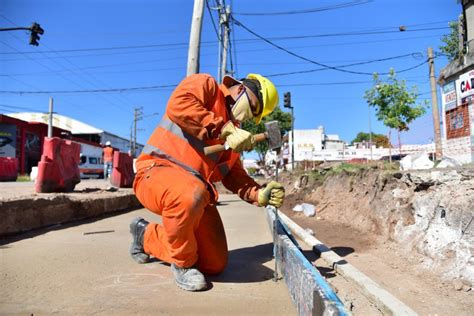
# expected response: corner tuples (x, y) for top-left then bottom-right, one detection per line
(171, 264), (207, 291)
(129, 217), (150, 264)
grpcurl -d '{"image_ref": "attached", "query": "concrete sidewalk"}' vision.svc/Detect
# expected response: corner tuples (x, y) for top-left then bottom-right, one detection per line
(0, 194), (295, 315)
(0, 179), (140, 236)
(0, 179), (123, 201)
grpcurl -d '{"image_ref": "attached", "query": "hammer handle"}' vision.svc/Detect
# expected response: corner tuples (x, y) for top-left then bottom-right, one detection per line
(204, 132), (267, 156)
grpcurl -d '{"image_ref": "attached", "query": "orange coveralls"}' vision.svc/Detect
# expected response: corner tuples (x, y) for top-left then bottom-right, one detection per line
(134, 74), (260, 274)
(103, 147), (114, 163)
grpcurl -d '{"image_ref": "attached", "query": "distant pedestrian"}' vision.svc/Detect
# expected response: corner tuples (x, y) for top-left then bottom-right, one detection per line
(103, 141), (114, 180)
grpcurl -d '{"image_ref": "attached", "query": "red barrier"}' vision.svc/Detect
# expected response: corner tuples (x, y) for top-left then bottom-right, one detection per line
(0, 157), (18, 181)
(111, 151), (135, 188)
(35, 137), (81, 193)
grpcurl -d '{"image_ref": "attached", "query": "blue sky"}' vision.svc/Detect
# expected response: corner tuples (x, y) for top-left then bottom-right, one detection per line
(0, 0), (461, 149)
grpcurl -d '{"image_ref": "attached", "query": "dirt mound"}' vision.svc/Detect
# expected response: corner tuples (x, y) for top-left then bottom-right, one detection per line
(277, 165), (473, 314)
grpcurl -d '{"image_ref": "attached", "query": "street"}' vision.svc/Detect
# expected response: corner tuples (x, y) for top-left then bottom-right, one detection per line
(0, 194), (295, 315)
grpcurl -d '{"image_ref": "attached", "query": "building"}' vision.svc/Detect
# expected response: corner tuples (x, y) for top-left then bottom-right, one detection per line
(438, 0), (474, 163)
(1, 112), (143, 175)
(288, 126), (345, 161)
(6, 112), (143, 155)
(1, 114), (74, 174)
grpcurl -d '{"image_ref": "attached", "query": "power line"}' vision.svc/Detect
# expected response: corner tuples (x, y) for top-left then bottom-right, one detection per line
(234, 0), (373, 16)
(205, 0), (220, 41)
(277, 80), (428, 87)
(232, 16), (430, 76)
(1, 16), (136, 114)
(0, 103), (45, 112)
(0, 26), (449, 55)
(0, 84), (177, 95)
(265, 53), (429, 77)
(234, 26), (449, 44)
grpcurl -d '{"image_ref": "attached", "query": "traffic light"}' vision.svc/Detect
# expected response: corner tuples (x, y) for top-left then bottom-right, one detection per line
(29, 23), (44, 46)
(283, 91), (292, 108)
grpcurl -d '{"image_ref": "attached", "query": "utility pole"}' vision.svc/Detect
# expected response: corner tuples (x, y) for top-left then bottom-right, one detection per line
(428, 47), (443, 160)
(368, 105), (373, 161)
(219, 4), (231, 82)
(133, 107), (143, 157)
(187, 0), (205, 76)
(129, 126), (133, 154)
(283, 92), (295, 171)
(48, 97), (53, 138)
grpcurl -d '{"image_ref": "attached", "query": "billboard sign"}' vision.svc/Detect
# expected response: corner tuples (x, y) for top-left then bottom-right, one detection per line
(0, 123), (17, 157)
(456, 69), (474, 104)
(442, 80), (457, 111)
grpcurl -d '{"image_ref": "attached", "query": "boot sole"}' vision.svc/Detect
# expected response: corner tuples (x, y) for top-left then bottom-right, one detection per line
(175, 279), (208, 292)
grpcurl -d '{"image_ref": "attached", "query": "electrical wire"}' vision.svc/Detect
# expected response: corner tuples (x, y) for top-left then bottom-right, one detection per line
(233, 26), (449, 44)
(234, 0), (373, 16)
(265, 54), (429, 78)
(0, 26), (449, 55)
(0, 84), (177, 94)
(0, 103), (45, 112)
(1, 16), (136, 114)
(232, 16), (429, 76)
(206, 0), (220, 41)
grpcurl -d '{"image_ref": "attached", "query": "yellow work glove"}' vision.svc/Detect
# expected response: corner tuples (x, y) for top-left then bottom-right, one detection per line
(219, 122), (255, 153)
(258, 181), (285, 208)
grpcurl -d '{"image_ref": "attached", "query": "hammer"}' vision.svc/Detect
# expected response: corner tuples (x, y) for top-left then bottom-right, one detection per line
(203, 120), (282, 155)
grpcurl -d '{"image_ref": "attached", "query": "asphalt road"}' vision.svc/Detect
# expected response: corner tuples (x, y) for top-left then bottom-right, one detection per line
(0, 194), (295, 315)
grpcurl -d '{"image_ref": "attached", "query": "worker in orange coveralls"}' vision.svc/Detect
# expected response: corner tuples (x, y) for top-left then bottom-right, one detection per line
(103, 141), (114, 180)
(130, 73), (285, 291)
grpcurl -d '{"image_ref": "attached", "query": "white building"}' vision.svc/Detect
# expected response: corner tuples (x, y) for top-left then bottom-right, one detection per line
(288, 126), (345, 162)
(284, 125), (436, 163)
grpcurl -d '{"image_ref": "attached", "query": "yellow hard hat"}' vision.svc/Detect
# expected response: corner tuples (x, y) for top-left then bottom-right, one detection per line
(246, 73), (279, 124)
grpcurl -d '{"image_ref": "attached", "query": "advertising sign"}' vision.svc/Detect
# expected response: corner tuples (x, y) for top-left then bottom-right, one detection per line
(0, 123), (17, 157)
(442, 81), (457, 111)
(456, 69), (474, 104)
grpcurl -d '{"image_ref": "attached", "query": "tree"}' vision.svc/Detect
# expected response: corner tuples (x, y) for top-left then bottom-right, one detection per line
(351, 131), (391, 148)
(243, 106), (292, 166)
(364, 69), (428, 158)
(439, 21), (460, 62)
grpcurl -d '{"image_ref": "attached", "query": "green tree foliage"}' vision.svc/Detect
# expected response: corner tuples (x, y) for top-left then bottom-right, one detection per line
(242, 106), (292, 164)
(440, 21), (460, 62)
(351, 132), (391, 148)
(364, 69), (428, 152)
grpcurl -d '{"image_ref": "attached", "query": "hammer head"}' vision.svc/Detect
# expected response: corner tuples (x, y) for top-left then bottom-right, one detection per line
(264, 120), (281, 150)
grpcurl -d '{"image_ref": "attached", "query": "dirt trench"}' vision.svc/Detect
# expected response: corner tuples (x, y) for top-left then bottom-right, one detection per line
(277, 165), (473, 315)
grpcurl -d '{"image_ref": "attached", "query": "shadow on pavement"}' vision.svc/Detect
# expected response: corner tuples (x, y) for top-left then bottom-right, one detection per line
(208, 243), (275, 283)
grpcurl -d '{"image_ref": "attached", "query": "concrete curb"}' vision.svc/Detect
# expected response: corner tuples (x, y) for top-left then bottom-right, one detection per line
(266, 207), (347, 316)
(0, 192), (141, 237)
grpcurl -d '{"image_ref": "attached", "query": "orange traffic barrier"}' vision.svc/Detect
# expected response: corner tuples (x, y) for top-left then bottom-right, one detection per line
(0, 157), (18, 181)
(111, 151), (135, 188)
(35, 137), (81, 193)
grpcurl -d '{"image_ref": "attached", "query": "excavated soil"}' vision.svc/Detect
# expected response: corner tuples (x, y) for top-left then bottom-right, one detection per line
(276, 165), (473, 315)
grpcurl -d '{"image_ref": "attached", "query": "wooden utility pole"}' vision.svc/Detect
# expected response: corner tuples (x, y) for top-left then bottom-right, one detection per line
(428, 47), (443, 160)
(48, 97), (53, 138)
(187, 0), (205, 76)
